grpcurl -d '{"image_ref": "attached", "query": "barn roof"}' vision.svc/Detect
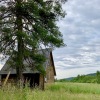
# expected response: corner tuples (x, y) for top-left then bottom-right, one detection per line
(0, 48), (56, 75)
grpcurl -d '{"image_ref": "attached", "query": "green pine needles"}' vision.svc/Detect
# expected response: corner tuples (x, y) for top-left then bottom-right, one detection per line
(0, 0), (67, 80)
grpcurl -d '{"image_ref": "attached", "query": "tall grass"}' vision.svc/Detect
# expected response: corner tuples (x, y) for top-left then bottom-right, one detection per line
(47, 82), (100, 94)
(0, 82), (100, 100)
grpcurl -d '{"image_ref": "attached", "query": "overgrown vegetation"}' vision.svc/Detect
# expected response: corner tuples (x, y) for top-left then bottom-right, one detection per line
(0, 82), (100, 100)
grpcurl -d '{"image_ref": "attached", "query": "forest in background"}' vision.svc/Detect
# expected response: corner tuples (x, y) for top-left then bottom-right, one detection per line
(57, 71), (100, 83)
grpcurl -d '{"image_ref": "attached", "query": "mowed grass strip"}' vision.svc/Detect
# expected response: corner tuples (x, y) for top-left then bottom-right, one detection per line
(0, 82), (100, 100)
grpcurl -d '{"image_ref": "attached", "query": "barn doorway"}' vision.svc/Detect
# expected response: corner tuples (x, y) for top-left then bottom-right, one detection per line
(24, 73), (40, 88)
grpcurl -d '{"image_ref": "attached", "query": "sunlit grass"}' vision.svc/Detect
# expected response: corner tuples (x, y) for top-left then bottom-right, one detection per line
(0, 82), (100, 100)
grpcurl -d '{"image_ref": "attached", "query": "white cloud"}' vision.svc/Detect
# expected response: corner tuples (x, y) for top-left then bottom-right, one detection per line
(80, 46), (90, 51)
(53, 0), (100, 79)
(68, 35), (77, 40)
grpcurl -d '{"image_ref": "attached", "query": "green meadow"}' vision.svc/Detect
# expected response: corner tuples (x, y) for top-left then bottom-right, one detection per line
(0, 82), (100, 100)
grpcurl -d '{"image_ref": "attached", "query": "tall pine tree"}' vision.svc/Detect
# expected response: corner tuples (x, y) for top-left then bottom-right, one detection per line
(0, 0), (67, 83)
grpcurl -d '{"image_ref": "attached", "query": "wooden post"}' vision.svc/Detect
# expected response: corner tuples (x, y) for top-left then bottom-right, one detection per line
(43, 75), (44, 90)
(3, 71), (11, 86)
(39, 74), (44, 90)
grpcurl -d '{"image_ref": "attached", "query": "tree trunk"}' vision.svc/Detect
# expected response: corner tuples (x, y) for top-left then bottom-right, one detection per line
(16, 0), (24, 87)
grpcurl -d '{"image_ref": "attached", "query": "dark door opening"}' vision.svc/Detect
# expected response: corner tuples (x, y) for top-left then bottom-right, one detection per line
(24, 73), (40, 88)
(33, 73), (40, 87)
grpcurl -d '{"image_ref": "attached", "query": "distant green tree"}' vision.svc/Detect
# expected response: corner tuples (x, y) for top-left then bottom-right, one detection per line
(0, 0), (67, 83)
(96, 71), (100, 83)
(77, 75), (81, 79)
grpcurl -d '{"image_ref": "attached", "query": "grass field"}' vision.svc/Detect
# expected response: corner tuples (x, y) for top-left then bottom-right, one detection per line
(0, 82), (100, 100)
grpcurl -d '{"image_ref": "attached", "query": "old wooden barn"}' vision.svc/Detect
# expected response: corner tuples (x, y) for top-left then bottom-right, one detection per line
(0, 48), (56, 89)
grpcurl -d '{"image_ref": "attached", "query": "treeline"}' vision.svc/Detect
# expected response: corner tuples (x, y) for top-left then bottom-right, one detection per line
(57, 71), (100, 83)
(71, 71), (100, 83)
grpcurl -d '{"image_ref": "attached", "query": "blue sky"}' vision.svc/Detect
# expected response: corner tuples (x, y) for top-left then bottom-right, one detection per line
(53, 0), (100, 79)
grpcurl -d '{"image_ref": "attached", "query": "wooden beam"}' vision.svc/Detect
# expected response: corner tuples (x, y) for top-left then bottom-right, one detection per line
(3, 71), (11, 86)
